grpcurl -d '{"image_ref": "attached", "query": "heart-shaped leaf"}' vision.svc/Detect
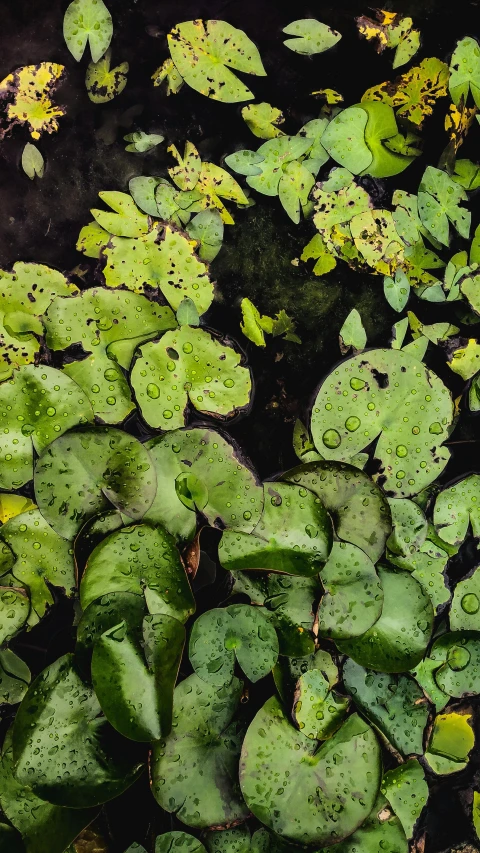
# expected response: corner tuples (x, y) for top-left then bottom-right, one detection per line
(0, 650), (30, 705)
(450, 566), (480, 629)
(85, 51), (128, 104)
(433, 474), (480, 545)
(63, 0), (112, 63)
(316, 795), (408, 853)
(318, 542), (384, 639)
(381, 759), (428, 839)
(425, 631), (480, 699)
(282, 19), (341, 55)
(449, 36), (480, 109)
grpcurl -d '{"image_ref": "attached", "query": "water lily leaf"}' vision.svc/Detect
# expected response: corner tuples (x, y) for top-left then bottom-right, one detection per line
(0, 261), (77, 382)
(195, 162), (249, 224)
(292, 418), (320, 464)
(76, 590), (147, 672)
(423, 632), (480, 700)
(362, 100), (417, 177)
(150, 673), (249, 828)
(313, 174), (372, 235)
(91, 192), (148, 238)
(186, 210), (224, 262)
(381, 759), (428, 839)
(77, 221), (110, 258)
(0, 586), (29, 644)
(144, 427), (262, 542)
(240, 297), (271, 347)
(175, 297), (200, 327)
(460, 271), (480, 315)
(310, 348), (454, 497)
(0, 649), (30, 705)
(189, 604), (278, 686)
(453, 158), (480, 190)
(389, 535), (450, 612)
(356, 10), (420, 69)
(224, 149), (265, 177)
(34, 427), (156, 540)
(446, 337), (480, 379)
(284, 460), (391, 562)
(278, 160), (315, 223)
(349, 209), (404, 275)
(321, 106), (371, 174)
(128, 176), (164, 217)
(317, 795), (408, 853)
(12, 654), (143, 807)
(168, 141), (202, 191)
(293, 668), (349, 739)
(240, 697), (380, 845)
(449, 37), (480, 109)
(21, 143), (44, 180)
(318, 542), (383, 639)
(418, 166), (470, 246)
(0, 729), (97, 853)
(0, 508), (76, 625)
(167, 20), (266, 103)
(64, 0), (112, 62)
(433, 474), (480, 545)
(450, 567), (480, 629)
(384, 269), (410, 312)
(241, 103), (284, 139)
(80, 522), (195, 620)
(0, 365), (93, 490)
(338, 566), (433, 672)
(339, 308), (367, 353)
(219, 481), (333, 577)
(86, 50), (128, 104)
(300, 234), (337, 276)
(124, 131), (164, 153)
(244, 136), (312, 196)
(343, 659), (430, 755)
(425, 710), (474, 775)
(0, 64), (65, 140)
(387, 497), (428, 557)
(45, 287), (176, 422)
(156, 834), (205, 853)
(102, 225), (213, 315)
(131, 326), (251, 431)
(274, 648), (339, 703)
(91, 614), (185, 742)
(282, 19), (341, 55)
(152, 58), (184, 95)
(362, 58), (449, 128)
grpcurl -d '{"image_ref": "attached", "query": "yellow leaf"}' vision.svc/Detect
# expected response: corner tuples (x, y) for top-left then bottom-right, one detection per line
(362, 57), (449, 127)
(196, 162), (249, 224)
(445, 101), (477, 154)
(0, 63), (65, 140)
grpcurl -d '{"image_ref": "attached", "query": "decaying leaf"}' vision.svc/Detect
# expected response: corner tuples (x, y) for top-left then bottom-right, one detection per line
(152, 58), (184, 95)
(362, 57), (449, 127)
(0, 63), (66, 140)
(241, 102), (284, 139)
(85, 50), (129, 104)
(356, 10), (420, 68)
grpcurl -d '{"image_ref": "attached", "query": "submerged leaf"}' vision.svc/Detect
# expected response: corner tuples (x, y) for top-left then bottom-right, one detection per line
(124, 131), (164, 153)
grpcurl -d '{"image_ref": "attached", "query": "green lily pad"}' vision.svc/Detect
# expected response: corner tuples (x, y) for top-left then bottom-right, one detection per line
(0, 586), (29, 644)
(189, 604), (278, 686)
(343, 659), (429, 755)
(381, 759), (428, 839)
(224, 149), (265, 177)
(155, 833), (206, 853)
(0, 649), (30, 705)
(240, 697), (380, 845)
(34, 427), (156, 540)
(186, 210), (224, 262)
(425, 711), (474, 775)
(124, 131), (164, 153)
(387, 536), (450, 613)
(449, 36), (480, 109)
(273, 648), (339, 704)
(426, 632), (480, 698)
(76, 590), (147, 672)
(243, 136), (312, 197)
(91, 614), (185, 742)
(76, 221), (110, 258)
(0, 262), (77, 381)
(450, 567), (480, 629)
(293, 668), (349, 739)
(317, 795), (408, 853)
(80, 522), (195, 620)
(337, 566), (433, 672)
(91, 192), (148, 238)
(45, 287), (175, 422)
(278, 160), (315, 224)
(144, 427), (263, 542)
(12, 654), (143, 808)
(318, 542), (383, 639)
(218, 481), (333, 577)
(418, 166), (470, 247)
(131, 326), (252, 431)
(321, 106), (371, 174)
(0, 728), (97, 853)
(310, 348), (454, 497)
(167, 20), (266, 103)
(63, 0), (112, 63)
(387, 498), (428, 557)
(282, 19), (341, 55)
(102, 225), (213, 316)
(150, 673), (249, 828)
(284, 461), (391, 562)
(0, 365), (93, 490)
(0, 508), (76, 625)
(361, 100), (416, 178)
(339, 308), (367, 353)
(85, 50), (128, 104)
(433, 474), (480, 545)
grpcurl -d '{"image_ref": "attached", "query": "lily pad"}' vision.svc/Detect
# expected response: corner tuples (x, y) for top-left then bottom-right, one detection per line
(186, 210), (224, 262)
(0, 508), (76, 625)
(80, 522), (195, 620)
(243, 136), (312, 196)
(167, 20), (266, 103)
(0, 729), (97, 853)
(337, 566), (433, 672)
(425, 711), (474, 775)
(241, 103), (284, 139)
(150, 673), (249, 828)
(387, 497), (428, 557)
(239, 697), (380, 845)
(418, 166), (470, 247)
(218, 481), (333, 577)
(189, 604), (278, 686)
(0, 586), (29, 644)
(11, 654), (143, 808)
(45, 287), (176, 423)
(339, 308), (367, 353)
(85, 50), (128, 104)
(131, 326), (252, 431)
(310, 348), (454, 497)
(362, 58), (449, 128)
(282, 19), (341, 55)
(156, 834), (206, 853)
(450, 566), (480, 630)
(283, 461), (391, 562)
(343, 659), (430, 755)
(21, 143), (44, 180)
(433, 474), (480, 545)
(321, 107), (371, 174)
(124, 131), (164, 153)
(144, 427), (262, 542)
(102, 225), (213, 316)
(91, 192), (149, 238)
(34, 427), (156, 540)
(63, 0), (112, 63)
(449, 36), (480, 109)
(0, 365), (93, 490)
(317, 795), (408, 853)
(76, 590), (147, 671)
(91, 614), (185, 741)
(381, 759), (428, 839)
(293, 668), (349, 739)
(0, 64), (65, 140)
(0, 650), (30, 705)
(318, 542), (383, 639)
(426, 632), (480, 699)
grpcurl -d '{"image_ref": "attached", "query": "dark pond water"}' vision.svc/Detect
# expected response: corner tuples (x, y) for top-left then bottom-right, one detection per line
(2, 0), (480, 851)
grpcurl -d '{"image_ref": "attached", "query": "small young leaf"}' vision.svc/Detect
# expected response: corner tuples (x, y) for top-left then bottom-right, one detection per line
(124, 131), (164, 153)
(21, 143), (44, 179)
(241, 102), (284, 139)
(339, 308), (367, 353)
(176, 297), (200, 327)
(283, 19), (341, 55)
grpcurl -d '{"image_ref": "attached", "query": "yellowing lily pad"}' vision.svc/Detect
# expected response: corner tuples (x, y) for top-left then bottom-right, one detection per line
(0, 63), (65, 140)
